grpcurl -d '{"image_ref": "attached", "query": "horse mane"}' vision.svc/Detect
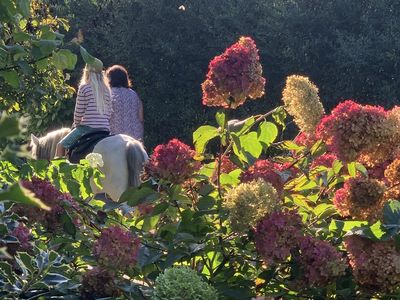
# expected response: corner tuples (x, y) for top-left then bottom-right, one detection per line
(37, 128), (71, 160)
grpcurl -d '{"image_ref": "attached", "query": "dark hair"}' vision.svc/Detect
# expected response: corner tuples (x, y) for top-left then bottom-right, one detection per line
(106, 65), (132, 88)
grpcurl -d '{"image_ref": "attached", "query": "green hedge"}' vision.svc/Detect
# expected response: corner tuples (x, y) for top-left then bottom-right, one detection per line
(53, 0), (400, 148)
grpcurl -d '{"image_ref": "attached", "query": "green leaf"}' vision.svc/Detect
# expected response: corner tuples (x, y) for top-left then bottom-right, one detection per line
(329, 219), (368, 235)
(120, 186), (159, 206)
(142, 214), (160, 231)
(0, 113), (20, 138)
(332, 160), (343, 175)
(13, 31), (31, 42)
(32, 40), (61, 57)
(16, 0), (30, 17)
(347, 162), (356, 177)
(0, 182), (50, 210)
(383, 200), (400, 225)
(193, 125), (219, 154)
(215, 111), (226, 127)
(61, 212), (76, 238)
(52, 49), (77, 70)
(197, 196), (215, 210)
(348, 221), (387, 241)
(79, 45), (96, 65)
(43, 273), (69, 286)
(0, 70), (20, 88)
(16, 252), (34, 272)
(355, 162), (368, 176)
(257, 121), (278, 147)
(314, 203), (337, 219)
(272, 106), (286, 129)
(240, 132), (262, 160)
(0, 0), (16, 22)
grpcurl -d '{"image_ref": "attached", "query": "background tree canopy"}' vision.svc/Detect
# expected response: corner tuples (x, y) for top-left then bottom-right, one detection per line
(24, 0), (400, 148)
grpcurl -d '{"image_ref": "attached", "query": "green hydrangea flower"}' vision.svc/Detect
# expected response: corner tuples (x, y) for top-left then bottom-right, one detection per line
(152, 267), (218, 300)
(224, 178), (280, 232)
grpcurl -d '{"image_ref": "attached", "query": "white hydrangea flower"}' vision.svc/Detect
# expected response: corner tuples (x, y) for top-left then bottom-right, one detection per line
(85, 153), (104, 168)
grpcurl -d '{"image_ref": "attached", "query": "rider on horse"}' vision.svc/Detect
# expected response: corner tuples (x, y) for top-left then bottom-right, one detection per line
(55, 52), (112, 158)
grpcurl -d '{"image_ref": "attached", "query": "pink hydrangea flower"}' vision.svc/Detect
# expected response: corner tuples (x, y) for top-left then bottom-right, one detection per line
(13, 177), (79, 231)
(241, 159), (285, 194)
(93, 226), (140, 271)
(145, 139), (201, 184)
(202, 36), (265, 109)
(345, 235), (400, 293)
(333, 177), (385, 222)
(316, 100), (398, 165)
(311, 153), (337, 169)
(80, 267), (120, 299)
(255, 210), (303, 264)
(297, 236), (346, 286)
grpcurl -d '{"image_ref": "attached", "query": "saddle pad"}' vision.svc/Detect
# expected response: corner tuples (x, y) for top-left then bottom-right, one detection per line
(68, 130), (111, 164)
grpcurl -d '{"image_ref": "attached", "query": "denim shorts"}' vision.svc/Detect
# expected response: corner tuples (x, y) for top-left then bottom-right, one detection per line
(59, 125), (98, 149)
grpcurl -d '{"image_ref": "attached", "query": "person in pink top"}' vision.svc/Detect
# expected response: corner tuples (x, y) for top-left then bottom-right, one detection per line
(106, 65), (144, 141)
(55, 59), (112, 157)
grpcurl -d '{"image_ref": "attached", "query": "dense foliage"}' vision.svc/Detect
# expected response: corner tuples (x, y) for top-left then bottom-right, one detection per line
(0, 0), (77, 133)
(52, 0), (400, 148)
(1, 1), (400, 299)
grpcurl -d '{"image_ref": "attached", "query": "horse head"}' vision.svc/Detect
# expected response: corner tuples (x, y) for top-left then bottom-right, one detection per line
(30, 128), (71, 160)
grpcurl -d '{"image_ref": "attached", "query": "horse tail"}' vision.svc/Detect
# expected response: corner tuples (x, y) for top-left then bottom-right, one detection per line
(126, 140), (148, 187)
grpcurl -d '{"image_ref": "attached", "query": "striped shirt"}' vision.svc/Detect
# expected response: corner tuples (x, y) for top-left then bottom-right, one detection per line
(110, 87), (144, 141)
(73, 84), (112, 130)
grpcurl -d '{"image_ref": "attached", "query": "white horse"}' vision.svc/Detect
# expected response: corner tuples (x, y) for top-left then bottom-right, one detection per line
(30, 128), (148, 201)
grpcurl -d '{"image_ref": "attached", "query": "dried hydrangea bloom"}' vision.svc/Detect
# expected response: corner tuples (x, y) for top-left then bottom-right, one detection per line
(240, 159), (286, 194)
(224, 178), (280, 232)
(5, 223), (32, 255)
(311, 153), (337, 169)
(316, 100), (400, 165)
(294, 131), (319, 149)
(202, 36), (265, 109)
(282, 75), (325, 134)
(80, 267), (120, 299)
(297, 236), (346, 287)
(384, 158), (400, 199)
(13, 177), (79, 231)
(345, 235), (400, 293)
(93, 226), (140, 271)
(145, 139), (201, 184)
(333, 177), (386, 222)
(153, 266), (218, 300)
(255, 210), (303, 265)
(211, 155), (238, 183)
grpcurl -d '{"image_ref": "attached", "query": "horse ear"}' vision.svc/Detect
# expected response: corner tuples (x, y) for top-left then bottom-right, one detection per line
(31, 134), (39, 145)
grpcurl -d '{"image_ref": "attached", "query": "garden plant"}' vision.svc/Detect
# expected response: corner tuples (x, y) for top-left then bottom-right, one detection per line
(1, 1), (400, 299)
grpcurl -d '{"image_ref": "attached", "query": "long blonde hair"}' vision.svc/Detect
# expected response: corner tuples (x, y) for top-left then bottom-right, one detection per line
(80, 67), (111, 115)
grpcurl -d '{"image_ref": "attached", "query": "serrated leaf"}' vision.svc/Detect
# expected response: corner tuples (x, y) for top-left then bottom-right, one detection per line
(193, 125), (219, 154)
(258, 121), (278, 147)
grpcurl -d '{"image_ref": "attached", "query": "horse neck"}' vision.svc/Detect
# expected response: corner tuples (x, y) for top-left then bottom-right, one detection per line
(38, 128), (70, 160)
